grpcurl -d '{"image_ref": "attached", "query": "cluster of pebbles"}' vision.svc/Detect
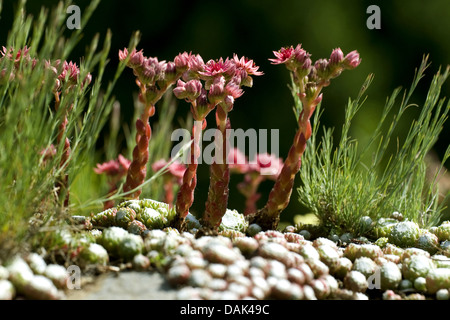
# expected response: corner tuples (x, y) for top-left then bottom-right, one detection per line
(1, 199), (450, 300)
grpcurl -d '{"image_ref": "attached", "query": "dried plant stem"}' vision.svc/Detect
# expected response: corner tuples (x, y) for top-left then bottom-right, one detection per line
(202, 108), (231, 229)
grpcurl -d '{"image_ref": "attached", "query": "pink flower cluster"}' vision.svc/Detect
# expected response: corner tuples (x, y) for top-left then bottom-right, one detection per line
(228, 148), (283, 214)
(94, 154), (131, 209)
(173, 53), (263, 116)
(152, 158), (187, 207)
(45, 59), (92, 93)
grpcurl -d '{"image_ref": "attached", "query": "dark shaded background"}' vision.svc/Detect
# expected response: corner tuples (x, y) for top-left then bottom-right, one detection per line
(1, 0), (449, 223)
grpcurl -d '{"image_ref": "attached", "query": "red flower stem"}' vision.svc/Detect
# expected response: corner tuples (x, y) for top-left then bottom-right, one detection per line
(240, 174), (263, 215)
(123, 101), (155, 199)
(163, 177), (175, 207)
(250, 89), (322, 230)
(172, 117), (205, 230)
(202, 106), (231, 229)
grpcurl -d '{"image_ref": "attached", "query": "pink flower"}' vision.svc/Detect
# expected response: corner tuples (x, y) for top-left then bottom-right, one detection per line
(94, 154), (131, 178)
(269, 46), (295, 65)
(40, 144), (57, 162)
(232, 54), (263, 77)
(228, 147), (249, 174)
(250, 153), (284, 180)
(329, 48), (344, 66)
(199, 57), (236, 80)
(342, 50), (361, 69)
(118, 48), (128, 61)
(174, 51), (191, 73)
(152, 158), (186, 184)
(139, 57), (167, 85)
(173, 79), (203, 101)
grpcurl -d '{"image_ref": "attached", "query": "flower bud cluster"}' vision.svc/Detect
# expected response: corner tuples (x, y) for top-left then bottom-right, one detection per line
(119, 48), (191, 105)
(270, 44), (360, 103)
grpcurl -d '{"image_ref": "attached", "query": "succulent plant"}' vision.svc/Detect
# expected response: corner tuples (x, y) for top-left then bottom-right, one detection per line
(79, 243), (109, 267)
(436, 288), (450, 300)
(0, 280), (15, 300)
(115, 207), (137, 229)
(431, 221), (450, 242)
(414, 276), (427, 292)
(23, 275), (64, 300)
(379, 261), (402, 291)
(44, 264), (69, 289)
(401, 255), (434, 281)
(416, 230), (439, 254)
(117, 234), (144, 261)
(344, 271), (368, 293)
(352, 257), (378, 279)
(388, 221), (421, 248)
(99, 226), (129, 257)
(426, 268), (450, 294)
(373, 218), (398, 238)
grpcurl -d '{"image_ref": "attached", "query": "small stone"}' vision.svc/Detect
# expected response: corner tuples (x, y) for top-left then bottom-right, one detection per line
(298, 230), (311, 240)
(247, 224), (262, 237)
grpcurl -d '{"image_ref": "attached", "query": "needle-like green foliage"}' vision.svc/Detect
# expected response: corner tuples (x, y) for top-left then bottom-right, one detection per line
(297, 56), (450, 236)
(0, 0), (137, 260)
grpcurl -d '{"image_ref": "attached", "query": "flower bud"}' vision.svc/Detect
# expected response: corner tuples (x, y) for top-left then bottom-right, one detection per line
(118, 48), (129, 61)
(129, 49), (145, 68)
(185, 79), (203, 101)
(164, 61), (177, 83)
(174, 51), (191, 74)
(173, 79), (188, 99)
(342, 50), (361, 70)
(208, 76), (226, 104)
(329, 48), (344, 66)
(314, 59), (330, 80)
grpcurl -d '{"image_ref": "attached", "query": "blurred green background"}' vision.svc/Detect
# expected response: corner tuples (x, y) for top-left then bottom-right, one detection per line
(1, 0), (448, 223)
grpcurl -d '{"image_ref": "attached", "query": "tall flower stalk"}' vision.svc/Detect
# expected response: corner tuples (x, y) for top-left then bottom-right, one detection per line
(172, 55), (262, 231)
(171, 54), (216, 230)
(119, 49), (189, 199)
(46, 59), (92, 207)
(248, 45), (361, 230)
